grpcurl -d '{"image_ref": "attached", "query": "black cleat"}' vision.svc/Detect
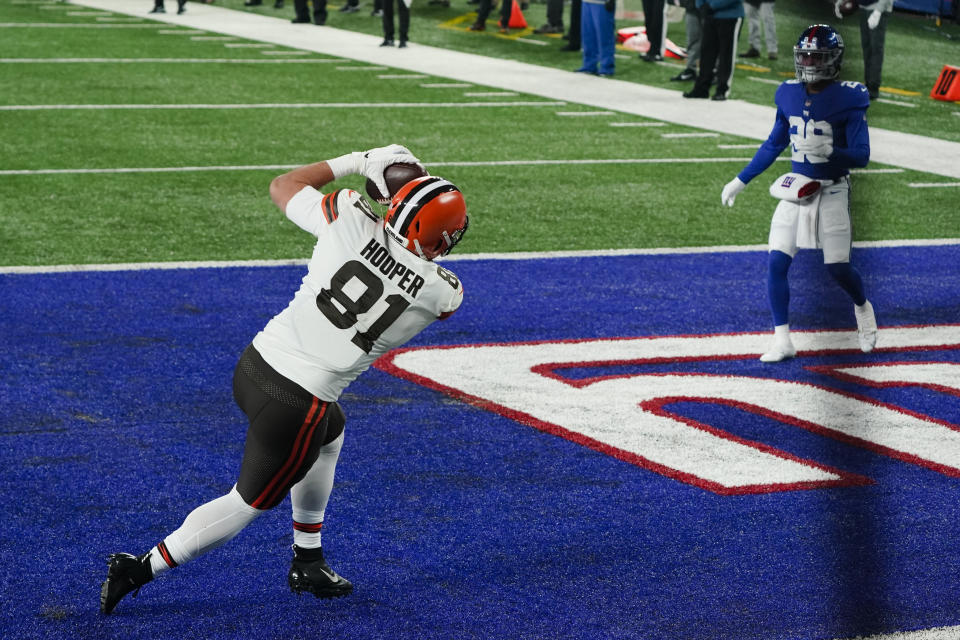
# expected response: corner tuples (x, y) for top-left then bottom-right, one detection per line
(100, 552), (153, 615)
(288, 546), (353, 599)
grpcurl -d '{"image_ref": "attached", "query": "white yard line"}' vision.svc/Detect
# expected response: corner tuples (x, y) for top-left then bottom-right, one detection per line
(556, 111), (616, 116)
(420, 82), (473, 88)
(609, 121), (665, 127)
(0, 101), (566, 111)
(0, 57), (341, 63)
(662, 132), (719, 138)
(876, 98), (917, 108)
(747, 76), (782, 86)
(0, 21), (167, 26)
(0, 157), (769, 176)
(908, 182), (960, 188)
(5, 238), (959, 275)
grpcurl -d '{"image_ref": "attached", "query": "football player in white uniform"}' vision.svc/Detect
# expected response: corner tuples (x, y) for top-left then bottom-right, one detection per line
(101, 144), (469, 614)
(720, 24), (878, 362)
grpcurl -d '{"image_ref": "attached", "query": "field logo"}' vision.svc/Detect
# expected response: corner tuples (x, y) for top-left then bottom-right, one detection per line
(377, 325), (960, 495)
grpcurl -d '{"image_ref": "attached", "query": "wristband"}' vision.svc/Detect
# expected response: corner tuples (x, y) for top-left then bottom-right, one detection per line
(326, 152), (362, 179)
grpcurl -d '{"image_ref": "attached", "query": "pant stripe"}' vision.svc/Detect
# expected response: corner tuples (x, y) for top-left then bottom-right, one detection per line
(251, 398), (327, 509)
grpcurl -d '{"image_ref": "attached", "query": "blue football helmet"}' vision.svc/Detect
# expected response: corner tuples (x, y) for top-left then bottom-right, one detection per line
(793, 24), (844, 83)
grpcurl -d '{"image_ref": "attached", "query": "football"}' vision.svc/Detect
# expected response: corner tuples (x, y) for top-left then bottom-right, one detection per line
(365, 162), (428, 205)
(836, 0), (858, 16)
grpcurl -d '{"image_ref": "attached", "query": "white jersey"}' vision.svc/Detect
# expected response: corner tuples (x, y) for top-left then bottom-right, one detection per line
(253, 186), (463, 401)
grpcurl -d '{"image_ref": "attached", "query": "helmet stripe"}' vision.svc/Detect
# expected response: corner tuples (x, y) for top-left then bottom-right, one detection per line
(392, 177), (458, 238)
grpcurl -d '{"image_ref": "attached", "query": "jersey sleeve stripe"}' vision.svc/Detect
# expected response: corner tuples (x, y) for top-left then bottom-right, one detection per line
(321, 191), (341, 225)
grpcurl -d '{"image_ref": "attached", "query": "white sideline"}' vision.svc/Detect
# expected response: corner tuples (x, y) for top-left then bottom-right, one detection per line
(61, 0), (960, 180)
(4, 238), (960, 275)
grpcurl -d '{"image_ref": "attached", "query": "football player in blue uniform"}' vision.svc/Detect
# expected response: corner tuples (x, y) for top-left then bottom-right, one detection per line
(720, 24), (878, 362)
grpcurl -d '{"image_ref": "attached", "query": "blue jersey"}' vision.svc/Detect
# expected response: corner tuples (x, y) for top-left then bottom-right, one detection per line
(738, 79), (871, 184)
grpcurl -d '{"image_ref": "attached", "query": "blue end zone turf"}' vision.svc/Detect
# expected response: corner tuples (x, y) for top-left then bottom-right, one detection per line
(1, 245), (958, 639)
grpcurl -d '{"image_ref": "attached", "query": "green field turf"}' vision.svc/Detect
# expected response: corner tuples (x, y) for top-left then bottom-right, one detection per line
(1, 0), (957, 267)
(221, 0), (960, 142)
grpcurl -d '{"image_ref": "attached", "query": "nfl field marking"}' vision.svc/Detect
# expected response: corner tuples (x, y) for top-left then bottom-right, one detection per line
(747, 76), (782, 86)
(880, 86), (922, 97)
(420, 82), (473, 88)
(66, 11), (111, 15)
(662, 132), (720, 138)
(0, 101), (567, 111)
(718, 144), (759, 149)
(377, 73), (428, 79)
(0, 157), (775, 176)
(850, 168), (904, 174)
(223, 42), (275, 48)
(515, 38), (549, 46)
(161, 29), (207, 34)
(0, 22), (174, 27)
(907, 182), (960, 188)
(556, 111), (617, 116)
(876, 98), (917, 108)
(463, 91), (518, 97)
(381, 326), (960, 494)
(262, 50), (311, 55)
(836, 623), (960, 640)
(335, 65), (388, 69)
(609, 122), (666, 127)
(190, 35), (236, 40)
(4, 239), (958, 274)
(95, 16), (144, 21)
(0, 57), (342, 63)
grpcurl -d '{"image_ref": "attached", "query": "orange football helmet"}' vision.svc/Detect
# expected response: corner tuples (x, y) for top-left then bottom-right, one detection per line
(385, 176), (469, 261)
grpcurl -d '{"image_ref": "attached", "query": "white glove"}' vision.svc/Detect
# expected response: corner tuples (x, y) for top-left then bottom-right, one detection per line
(721, 177), (746, 207)
(867, 9), (881, 29)
(833, 0), (843, 19)
(327, 144), (423, 198)
(794, 136), (833, 160)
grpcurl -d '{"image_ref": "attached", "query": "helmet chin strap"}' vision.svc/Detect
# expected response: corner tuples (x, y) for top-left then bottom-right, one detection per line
(412, 238), (428, 260)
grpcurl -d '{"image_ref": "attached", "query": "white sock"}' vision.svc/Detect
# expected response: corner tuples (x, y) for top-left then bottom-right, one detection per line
(291, 432), (344, 549)
(149, 486), (261, 577)
(773, 324), (791, 340)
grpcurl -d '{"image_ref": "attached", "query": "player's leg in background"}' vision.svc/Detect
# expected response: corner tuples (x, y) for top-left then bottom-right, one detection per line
(762, 201), (800, 362)
(743, 2), (761, 55)
(597, 4), (616, 75)
(860, 10), (886, 99)
(397, 0), (410, 45)
(819, 180), (877, 351)
(712, 16), (741, 99)
(687, 11), (718, 96)
(759, 1), (776, 57)
(381, 0), (395, 44)
(578, 2), (601, 73)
